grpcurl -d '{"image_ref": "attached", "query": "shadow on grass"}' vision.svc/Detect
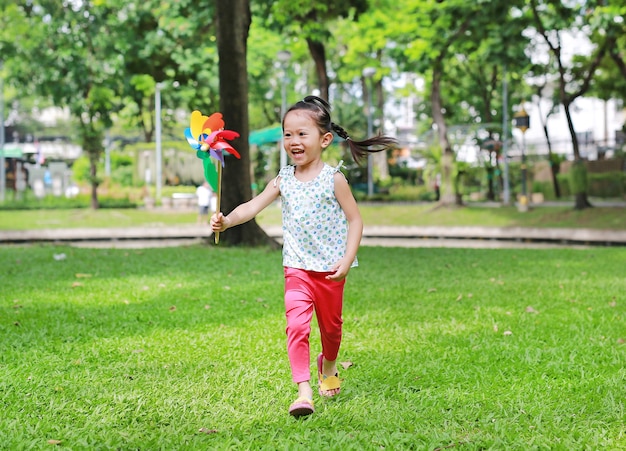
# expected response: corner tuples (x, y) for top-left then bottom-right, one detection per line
(1, 245), (286, 348)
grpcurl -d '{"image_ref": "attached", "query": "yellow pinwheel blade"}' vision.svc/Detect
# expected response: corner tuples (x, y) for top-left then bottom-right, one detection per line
(190, 110), (210, 138)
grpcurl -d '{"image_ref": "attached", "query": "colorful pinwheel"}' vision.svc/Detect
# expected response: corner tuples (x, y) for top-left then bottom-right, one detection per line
(184, 110), (241, 243)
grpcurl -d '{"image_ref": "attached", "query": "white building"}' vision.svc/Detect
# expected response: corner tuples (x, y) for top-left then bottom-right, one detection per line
(515, 96), (624, 161)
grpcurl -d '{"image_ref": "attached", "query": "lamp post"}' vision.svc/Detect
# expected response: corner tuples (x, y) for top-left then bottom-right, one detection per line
(0, 59), (5, 203)
(362, 67), (376, 197)
(104, 129), (111, 177)
(277, 50), (291, 169)
(513, 103), (530, 210)
(155, 82), (164, 203)
(501, 66), (511, 205)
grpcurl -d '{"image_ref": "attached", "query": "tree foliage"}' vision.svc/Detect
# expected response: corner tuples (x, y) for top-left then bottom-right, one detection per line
(101, 0), (219, 142)
(391, 0), (529, 204)
(2, 0), (626, 221)
(528, 0), (611, 209)
(6, 2), (122, 208)
(264, 0), (368, 100)
(586, 3), (626, 102)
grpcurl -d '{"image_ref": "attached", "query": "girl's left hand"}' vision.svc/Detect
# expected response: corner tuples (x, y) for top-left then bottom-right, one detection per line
(326, 260), (350, 281)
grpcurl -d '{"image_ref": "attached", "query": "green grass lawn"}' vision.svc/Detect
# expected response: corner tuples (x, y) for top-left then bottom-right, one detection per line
(1, 245), (625, 449)
(1, 203), (625, 230)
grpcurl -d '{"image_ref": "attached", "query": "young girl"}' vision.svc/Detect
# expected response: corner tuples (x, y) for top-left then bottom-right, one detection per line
(210, 95), (397, 417)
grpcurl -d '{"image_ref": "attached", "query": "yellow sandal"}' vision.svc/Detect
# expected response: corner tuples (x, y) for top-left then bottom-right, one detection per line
(317, 353), (341, 397)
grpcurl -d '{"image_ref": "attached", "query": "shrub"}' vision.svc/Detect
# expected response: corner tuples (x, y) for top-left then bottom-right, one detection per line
(0, 193), (137, 210)
(388, 165), (422, 185)
(71, 156), (92, 183)
(110, 165), (135, 187)
(587, 171), (624, 198)
(532, 170), (624, 199)
(532, 177), (569, 200)
(556, 173), (572, 197)
(99, 196), (138, 209)
(388, 184), (433, 202)
(0, 193), (89, 210)
(110, 152), (133, 168)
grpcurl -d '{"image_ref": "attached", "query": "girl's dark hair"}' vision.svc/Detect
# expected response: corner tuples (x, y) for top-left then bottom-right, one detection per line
(283, 95), (398, 165)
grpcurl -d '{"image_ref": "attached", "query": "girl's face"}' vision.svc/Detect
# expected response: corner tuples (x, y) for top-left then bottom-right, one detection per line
(283, 111), (333, 166)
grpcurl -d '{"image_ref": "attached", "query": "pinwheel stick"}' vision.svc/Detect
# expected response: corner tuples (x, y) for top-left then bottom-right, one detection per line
(214, 161), (223, 244)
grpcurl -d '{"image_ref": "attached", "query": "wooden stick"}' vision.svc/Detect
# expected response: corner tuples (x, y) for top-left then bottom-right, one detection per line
(214, 161), (222, 244)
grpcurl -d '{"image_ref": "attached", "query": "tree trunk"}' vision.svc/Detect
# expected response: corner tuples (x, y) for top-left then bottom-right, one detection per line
(486, 165), (495, 201)
(563, 101), (592, 209)
(81, 120), (102, 210)
(431, 64), (457, 205)
(306, 39), (329, 101)
(215, 0), (278, 247)
(543, 124), (561, 198)
(550, 160), (561, 198)
(89, 154), (99, 210)
(609, 45), (626, 79)
(535, 92), (561, 199)
(574, 193), (589, 210)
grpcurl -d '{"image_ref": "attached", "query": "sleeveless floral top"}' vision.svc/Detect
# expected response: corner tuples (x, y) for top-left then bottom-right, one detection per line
(278, 163), (358, 272)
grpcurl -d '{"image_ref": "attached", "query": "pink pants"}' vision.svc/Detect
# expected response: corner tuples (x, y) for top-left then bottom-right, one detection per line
(284, 267), (345, 383)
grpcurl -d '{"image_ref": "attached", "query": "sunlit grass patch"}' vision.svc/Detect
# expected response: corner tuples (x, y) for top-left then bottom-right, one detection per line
(1, 245), (624, 449)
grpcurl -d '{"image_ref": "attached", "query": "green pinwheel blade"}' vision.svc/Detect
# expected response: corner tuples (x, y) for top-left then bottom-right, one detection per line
(203, 159), (219, 192)
(197, 150), (218, 192)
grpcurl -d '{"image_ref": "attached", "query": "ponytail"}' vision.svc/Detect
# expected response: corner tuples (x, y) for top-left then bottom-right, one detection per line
(330, 122), (398, 165)
(285, 95), (398, 165)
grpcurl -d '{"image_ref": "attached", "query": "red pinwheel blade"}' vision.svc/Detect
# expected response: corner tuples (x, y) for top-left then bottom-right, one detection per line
(217, 130), (240, 141)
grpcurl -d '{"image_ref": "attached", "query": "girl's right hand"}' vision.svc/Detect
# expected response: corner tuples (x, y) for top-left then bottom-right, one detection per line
(210, 212), (228, 232)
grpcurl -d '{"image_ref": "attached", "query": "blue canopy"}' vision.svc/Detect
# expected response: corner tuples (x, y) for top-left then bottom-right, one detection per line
(0, 146), (24, 158)
(249, 126), (343, 146)
(249, 126), (282, 146)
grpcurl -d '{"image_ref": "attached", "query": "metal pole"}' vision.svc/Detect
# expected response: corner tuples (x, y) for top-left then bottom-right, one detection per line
(155, 82), (163, 203)
(521, 132), (527, 198)
(280, 71), (287, 169)
(366, 87), (374, 197)
(277, 50), (291, 169)
(0, 60), (5, 203)
(104, 129), (111, 177)
(501, 66), (510, 205)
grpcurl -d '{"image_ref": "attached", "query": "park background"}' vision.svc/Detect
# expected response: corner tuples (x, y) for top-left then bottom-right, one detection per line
(0, 0), (625, 227)
(1, 2), (626, 449)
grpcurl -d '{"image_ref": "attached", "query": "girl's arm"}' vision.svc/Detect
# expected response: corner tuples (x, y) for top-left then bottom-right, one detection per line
(211, 178), (280, 232)
(327, 172), (363, 281)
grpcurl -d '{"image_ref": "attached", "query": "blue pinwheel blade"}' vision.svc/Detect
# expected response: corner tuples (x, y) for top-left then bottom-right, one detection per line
(184, 128), (201, 150)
